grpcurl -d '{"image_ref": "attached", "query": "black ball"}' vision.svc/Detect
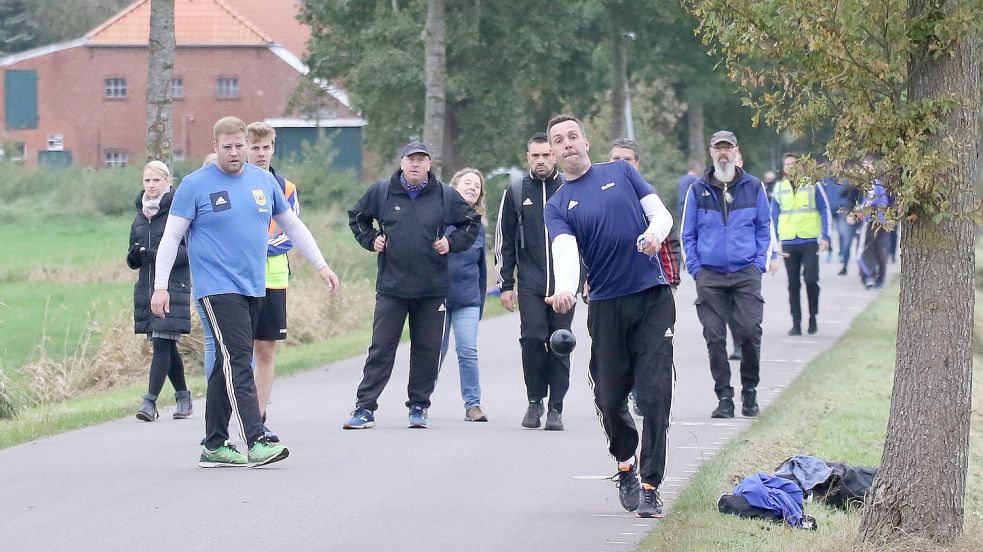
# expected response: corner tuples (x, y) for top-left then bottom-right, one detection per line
(549, 329), (577, 356)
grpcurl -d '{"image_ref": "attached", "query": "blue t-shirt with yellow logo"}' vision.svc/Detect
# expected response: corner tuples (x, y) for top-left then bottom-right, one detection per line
(171, 163), (289, 299)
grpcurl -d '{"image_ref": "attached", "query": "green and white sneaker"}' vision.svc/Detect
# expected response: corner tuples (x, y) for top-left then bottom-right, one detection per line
(248, 437), (289, 467)
(199, 441), (247, 468)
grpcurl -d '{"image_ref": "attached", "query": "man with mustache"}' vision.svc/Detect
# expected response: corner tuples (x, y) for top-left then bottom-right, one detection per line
(680, 130), (773, 419)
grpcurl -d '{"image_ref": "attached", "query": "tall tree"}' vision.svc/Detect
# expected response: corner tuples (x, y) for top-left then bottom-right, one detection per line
(687, 0), (980, 544)
(0, 0), (38, 55)
(301, 0), (596, 175)
(145, 0), (174, 165)
(422, 0), (446, 176)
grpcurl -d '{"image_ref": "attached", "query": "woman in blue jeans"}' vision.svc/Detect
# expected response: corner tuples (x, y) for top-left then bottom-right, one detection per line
(440, 168), (488, 422)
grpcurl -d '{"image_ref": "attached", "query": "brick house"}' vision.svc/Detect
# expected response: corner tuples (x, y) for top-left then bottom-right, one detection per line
(0, 0), (365, 171)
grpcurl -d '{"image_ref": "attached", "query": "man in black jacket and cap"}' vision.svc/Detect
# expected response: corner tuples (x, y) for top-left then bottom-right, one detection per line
(494, 132), (575, 431)
(344, 141), (480, 430)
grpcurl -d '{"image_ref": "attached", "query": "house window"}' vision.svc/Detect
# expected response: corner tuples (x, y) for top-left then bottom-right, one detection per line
(104, 78), (127, 98)
(105, 150), (128, 168)
(170, 78), (184, 99)
(46, 134), (64, 151)
(217, 77), (239, 99)
(0, 142), (25, 161)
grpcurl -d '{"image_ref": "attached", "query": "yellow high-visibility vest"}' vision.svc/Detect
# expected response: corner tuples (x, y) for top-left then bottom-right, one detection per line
(774, 178), (821, 240)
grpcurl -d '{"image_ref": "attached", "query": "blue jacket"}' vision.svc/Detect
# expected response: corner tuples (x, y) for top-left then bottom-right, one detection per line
(681, 168), (772, 276)
(446, 224), (487, 316)
(677, 173), (699, 221)
(734, 473), (804, 527)
(860, 180), (890, 224)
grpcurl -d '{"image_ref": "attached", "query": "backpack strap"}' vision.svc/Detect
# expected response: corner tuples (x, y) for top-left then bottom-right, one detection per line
(375, 181), (389, 235)
(510, 179), (525, 250)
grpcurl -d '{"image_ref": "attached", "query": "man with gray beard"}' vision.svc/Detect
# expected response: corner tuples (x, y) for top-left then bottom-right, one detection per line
(680, 131), (773, 419)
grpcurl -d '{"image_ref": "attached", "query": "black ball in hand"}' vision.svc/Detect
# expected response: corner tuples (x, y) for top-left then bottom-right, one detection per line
(549, 329), (576, 356)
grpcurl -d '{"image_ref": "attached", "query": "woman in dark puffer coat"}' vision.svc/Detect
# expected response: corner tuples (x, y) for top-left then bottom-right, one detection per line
(127, 160), (192, 422)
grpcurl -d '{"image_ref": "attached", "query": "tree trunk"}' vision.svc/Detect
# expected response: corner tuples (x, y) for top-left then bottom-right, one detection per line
(858, 3), (979, 545)
(422, 0), (446, 179)
(610, 26), (627, 139)
(442, 107), (460, 178)
(145, 0), (174, 166)
(686, 100), (705, 167)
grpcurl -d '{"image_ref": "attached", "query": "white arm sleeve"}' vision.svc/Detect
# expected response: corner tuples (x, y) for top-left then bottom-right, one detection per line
(550, 234), (581, 296)
(640, 194), (673, 243)
(274, 209), (328, 271)
(153, 215), (191, 290)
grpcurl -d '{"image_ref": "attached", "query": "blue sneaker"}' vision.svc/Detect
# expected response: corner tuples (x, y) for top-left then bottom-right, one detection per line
(408, 405), (428, 429)
(343, 408), (376, 429)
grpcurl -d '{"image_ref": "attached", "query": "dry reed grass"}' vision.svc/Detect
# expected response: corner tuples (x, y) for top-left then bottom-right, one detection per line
(26, 263), (132, 284)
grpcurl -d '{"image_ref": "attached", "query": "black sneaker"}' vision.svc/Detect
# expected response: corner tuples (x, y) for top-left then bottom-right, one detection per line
(543, 408), (564, 431)
(637, 487), (664, 518)
(741, 388), (759, 417)
(521, 401), (545, 429)
(788, 325), (802, 336)
(807, 316), (818, 335)
(611, 463), (641, 512)
(711, 398), (735, 419)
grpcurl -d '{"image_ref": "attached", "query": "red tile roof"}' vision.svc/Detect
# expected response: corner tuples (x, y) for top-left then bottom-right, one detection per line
(86, 0), (310, 56)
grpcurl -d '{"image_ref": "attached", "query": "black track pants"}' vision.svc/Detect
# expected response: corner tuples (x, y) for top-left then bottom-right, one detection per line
(355, 294), (446, 411)
(198, 294), (264, 449)
(587, 285), (675, 488)
(518, 291), (575, 411)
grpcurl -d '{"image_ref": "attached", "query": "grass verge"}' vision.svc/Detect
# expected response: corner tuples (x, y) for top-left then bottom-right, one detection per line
(640, 283), (983, 551)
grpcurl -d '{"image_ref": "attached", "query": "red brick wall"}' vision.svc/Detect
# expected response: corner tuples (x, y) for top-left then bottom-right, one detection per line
(1, 45), (327, 167)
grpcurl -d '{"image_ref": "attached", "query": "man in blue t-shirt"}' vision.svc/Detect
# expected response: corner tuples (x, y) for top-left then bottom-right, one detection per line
(543, 115), (674, 519)
(151, 116), (340, 468)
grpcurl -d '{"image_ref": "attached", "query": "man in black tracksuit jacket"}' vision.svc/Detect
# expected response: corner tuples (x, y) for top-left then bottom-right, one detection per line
(345, 142), (480, 429)
(494, 133), (575, 431)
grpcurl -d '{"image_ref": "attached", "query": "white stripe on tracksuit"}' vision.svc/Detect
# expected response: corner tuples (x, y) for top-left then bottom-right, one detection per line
(200, 296), (247, 445)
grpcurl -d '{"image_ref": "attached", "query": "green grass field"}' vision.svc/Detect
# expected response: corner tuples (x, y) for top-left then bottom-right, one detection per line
(640, 284), (983, 551)
(0, 207), (505, 448)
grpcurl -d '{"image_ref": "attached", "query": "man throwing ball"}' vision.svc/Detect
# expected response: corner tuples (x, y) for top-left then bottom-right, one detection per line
(543, 115), (676, 518)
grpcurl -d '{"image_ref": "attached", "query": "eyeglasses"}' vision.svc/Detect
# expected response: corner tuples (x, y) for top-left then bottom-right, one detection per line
(711, 144), (736, 151)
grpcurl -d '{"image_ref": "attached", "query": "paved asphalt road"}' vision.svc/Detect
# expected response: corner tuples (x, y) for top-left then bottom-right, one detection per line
(0, 257), (895, 551)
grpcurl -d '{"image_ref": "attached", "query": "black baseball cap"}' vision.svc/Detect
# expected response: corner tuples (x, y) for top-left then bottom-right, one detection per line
(400, 141), (431, 158)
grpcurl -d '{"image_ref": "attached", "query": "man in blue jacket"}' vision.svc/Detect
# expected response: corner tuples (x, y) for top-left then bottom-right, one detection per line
(681, 130), (773, 419)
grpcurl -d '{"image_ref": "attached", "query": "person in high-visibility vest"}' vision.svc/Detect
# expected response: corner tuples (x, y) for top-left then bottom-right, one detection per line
(246, 122), (301, 443)
(771, 153), (832, 336)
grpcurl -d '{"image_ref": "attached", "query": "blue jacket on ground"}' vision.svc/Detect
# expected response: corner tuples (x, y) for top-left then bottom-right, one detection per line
(680, 167), (772, 277)
(446, 224), (487, 316)
(734, 473), (804, 527)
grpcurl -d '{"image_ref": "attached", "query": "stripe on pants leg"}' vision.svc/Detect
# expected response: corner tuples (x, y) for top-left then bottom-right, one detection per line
(202, 297), (247, 445)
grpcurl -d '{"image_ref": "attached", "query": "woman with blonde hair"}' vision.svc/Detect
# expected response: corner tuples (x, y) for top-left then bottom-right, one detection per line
(440, 168), (489, 421)
(127, 160), (193, 421)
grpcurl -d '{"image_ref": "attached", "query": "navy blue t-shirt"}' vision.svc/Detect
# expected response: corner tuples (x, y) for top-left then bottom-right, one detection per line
(544, 161), (669, 301)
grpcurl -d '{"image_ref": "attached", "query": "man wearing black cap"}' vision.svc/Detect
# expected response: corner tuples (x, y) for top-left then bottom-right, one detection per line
(344, 142), (480, 429)
(680, 130), (773, 419)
